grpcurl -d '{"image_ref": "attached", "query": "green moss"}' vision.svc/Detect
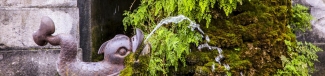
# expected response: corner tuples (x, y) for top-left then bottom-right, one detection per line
(120, 53), (135, 76)
(186, 51), (217, 65)
(120, 53), (151, 76)
(194, 66), (212, 76)
(132, 55), (150, 75)
(225, 50), (251, 70)
(202, 0), (293, 75)
(120, 65), (133, 76)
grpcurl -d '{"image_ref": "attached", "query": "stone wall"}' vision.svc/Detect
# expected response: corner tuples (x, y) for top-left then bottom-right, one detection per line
(0, 0), (79, 75)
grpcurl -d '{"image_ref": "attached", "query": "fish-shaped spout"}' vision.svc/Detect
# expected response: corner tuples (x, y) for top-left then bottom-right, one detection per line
(33, 16), (144, 76)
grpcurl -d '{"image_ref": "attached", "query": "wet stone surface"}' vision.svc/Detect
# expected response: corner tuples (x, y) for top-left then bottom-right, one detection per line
(0, 49), (60, 76)
(0, 48), (83, 76)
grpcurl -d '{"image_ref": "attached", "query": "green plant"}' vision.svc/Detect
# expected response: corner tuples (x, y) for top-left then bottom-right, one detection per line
(123, 0), (216, 29)
(289, 4), (313, 32)
(122, 0), (222, 75)
(147, 26), (201, 75)
(226, 71), (232, 76)
(277, 41), (322, 76)
(218, 0), (244, 16)
(123, 0), (244, 30)
(234, 47), (241, 51)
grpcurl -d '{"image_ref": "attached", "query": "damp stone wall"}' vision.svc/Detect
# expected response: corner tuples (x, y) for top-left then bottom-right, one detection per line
(0, 0), (80, 75)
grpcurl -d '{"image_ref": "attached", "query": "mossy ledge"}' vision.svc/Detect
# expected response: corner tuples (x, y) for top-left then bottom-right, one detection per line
(120, 0), (320, 75)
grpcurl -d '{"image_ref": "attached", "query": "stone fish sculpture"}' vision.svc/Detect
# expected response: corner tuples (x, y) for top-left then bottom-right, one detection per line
(33, 16), (144, 76)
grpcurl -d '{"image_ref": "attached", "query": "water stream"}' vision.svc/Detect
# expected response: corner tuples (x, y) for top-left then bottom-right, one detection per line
(144, 15), (230, 72)
(144, 15), (204, 42)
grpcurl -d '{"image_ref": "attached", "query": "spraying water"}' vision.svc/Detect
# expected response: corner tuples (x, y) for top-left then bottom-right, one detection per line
(144, 15), (204, 42)
(144, 15), (230, 72)
(212, 63), (215, 72)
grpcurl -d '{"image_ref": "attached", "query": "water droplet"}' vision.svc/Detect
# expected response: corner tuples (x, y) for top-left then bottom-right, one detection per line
(224, 64), (230, 70)
(211, 63), (215, 72)
(215, 55), (224, 64)
(205, 35), (210, 42)
(240, 72), (244, 76)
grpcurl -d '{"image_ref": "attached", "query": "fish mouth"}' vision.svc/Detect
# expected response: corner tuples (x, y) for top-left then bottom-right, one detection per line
(131, 28), (144, 52)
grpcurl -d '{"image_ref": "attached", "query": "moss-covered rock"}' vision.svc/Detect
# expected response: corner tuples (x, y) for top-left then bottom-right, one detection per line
(120, 0), (308, 76)
(199, 0), (293, 75)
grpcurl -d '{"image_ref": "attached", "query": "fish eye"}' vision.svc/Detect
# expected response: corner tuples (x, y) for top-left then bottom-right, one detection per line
(116, 47), (128, 56)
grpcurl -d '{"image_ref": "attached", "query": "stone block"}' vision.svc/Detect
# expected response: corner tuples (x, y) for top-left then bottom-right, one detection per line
(0, 8), (79, 48)
(0, 0), (77, 7)
(0, 48), (83, 76)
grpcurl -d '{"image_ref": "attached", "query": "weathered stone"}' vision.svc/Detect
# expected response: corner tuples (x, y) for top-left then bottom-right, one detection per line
(308, 7), (325, 42)
(0, 8), (79, 48)
(0, 0), (80, 75)
(0, 49), (59, 76)
(292, 0), (325, 8)
(0, 49), (83, 76)
(0, 0), (77, 7)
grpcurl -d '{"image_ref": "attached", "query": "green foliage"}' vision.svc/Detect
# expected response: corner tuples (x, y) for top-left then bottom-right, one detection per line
(226, 71), (232, 76)
(277, 41), (323, 76)
(217, 0), (243, 16)
(234, 47), (241, 51)
(122, 0), (223, 75)
(289, 4), (313, 32)
(123, 0), (213, 29)
(147, 26), (201, 75)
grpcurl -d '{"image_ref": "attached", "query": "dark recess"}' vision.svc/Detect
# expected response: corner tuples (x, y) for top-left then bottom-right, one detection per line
(90, 0), (140, 61)
(78, 0), (91, 62)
